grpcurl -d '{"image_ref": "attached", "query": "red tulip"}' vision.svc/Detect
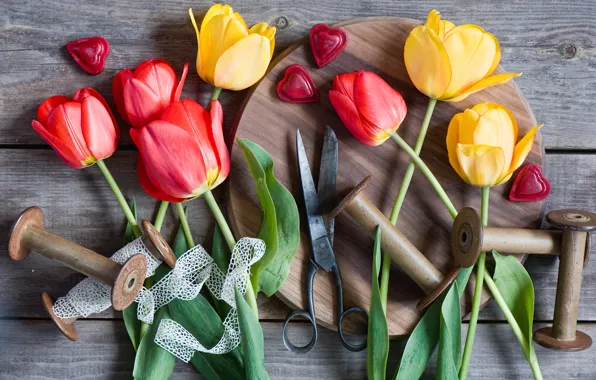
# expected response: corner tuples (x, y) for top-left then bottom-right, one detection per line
(113, 59), (189, 129)
(130, 99), (229, 202)
(32, 88), (119, 168)
(329, 70), (407, 146)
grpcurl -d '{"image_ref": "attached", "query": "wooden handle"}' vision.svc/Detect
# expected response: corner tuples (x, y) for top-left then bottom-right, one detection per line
(22, 226), (122, 284)
(481, 228), (561, 255)
(341, 188), (444, 294)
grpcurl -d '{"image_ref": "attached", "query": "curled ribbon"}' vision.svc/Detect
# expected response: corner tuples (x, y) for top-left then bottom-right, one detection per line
(154, 237), (266, 362)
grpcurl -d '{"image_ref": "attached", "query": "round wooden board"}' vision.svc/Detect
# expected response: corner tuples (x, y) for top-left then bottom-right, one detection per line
(227, 17), (544, 337)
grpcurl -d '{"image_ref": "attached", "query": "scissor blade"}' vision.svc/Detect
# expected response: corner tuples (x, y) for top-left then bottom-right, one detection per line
(317, 126), (338, 246)
(297, 130), (336, 271)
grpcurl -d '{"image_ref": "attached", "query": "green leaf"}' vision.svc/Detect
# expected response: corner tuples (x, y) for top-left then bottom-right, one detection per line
(235, 286), (270, 380)
(166, 210), (245, 380)
(367, 227), (389, 380)
(237, 138), (300, 296)
(211, 224), (232, 318)
(122, 197), (141, 350)
(492, 250), (536, 360)
(436, 282), (461, 380)
(133, 307), (176, 380)
(394, 266), (473, 380)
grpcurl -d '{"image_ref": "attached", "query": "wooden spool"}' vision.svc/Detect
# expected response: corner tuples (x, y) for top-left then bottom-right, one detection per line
(227, 17), (545, 336)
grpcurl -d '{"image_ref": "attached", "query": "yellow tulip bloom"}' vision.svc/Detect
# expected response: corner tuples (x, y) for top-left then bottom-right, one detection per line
(447, 102), (542, 187)
(405, 10), (521, 102)
(189, 4), (276, 91)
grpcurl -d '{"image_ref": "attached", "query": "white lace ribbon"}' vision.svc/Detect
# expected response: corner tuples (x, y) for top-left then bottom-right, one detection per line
(154, 237), (265, 362)
(52, 238), (163, 319)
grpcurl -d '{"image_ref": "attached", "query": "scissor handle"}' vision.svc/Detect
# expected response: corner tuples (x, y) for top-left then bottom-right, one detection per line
(331, 262), (368, 352)
(282, 259), (319, 354)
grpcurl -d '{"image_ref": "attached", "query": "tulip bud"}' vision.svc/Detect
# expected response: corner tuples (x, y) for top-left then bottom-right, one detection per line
(329, 70), (407, 146)
(447, 102), (542, 187)
(113, 59), (188, 129)
(404, 9), (521, 102)
(189, 4), (276, 91)
(32, 88), (119, 168)
(130, 99), (230, 202)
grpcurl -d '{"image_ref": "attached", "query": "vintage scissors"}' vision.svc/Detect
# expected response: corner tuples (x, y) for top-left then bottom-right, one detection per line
(282, 127), (368, 354)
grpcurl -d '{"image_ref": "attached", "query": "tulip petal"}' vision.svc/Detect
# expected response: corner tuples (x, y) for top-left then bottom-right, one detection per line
(131, 120), (210, 200)
(446, 113), (466, 180)
(459, 109), (480, 144)
(424, 10), (441, 34)
(333, 72), (357, 101)
(404, 25), (452, 99)
(500, 124), (542, 183)
(45, 102), (96, 167)
(329, 90), (375, 146)
(112, 69), (132, 124)
(208, 100), (230, 188)
(213, 33), (270, 90)
(441, 25), (499, 99)
(457, 143), (505, 187)
(199, 14), (249, 85)
(173, 63), (189, 103)
(353, 71), (406, 141)
(122, 78), (164, 128)
(250, 22), (276, 59)
(160, 99), (219, 184)
(200, 4), (248, 32)
(73, 88), (119, 135)
(32, 119), (86, 168)
(80, 94), (119, 160)
(472, 104), (517, 175)
(444, 72), (522, 103)
(37, 95), (71, 126)
(133, 59), (177, 107)
(136, 155), (187, 203)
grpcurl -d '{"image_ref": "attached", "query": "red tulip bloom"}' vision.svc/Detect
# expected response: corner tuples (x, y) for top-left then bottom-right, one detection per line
(113, 59), (189, 129)
(329, 70), (407, 146)
(32, 88), (119, 168)
(130, 99), (229, 202)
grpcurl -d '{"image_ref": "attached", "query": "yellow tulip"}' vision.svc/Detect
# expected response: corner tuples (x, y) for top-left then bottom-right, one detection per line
(404, 10), (521, 102)
(447, 102), (542, 187)
(189, 4), (276, 91)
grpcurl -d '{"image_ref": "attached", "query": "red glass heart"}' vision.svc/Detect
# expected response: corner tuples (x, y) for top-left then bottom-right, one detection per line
(309, 24), (347, 68)
(277, 64), (319, 103)
(509, 164), (551, 202)
(66, 36), (110, 75)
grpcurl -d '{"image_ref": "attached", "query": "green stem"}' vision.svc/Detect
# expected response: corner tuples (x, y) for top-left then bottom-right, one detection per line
(154, 201), (169, 231)
(210, 87), (222, 102)
(379, 98), (438, 311)
(459, 187), (490, 380)
(390, 134), (457, 218)
(484, 274), (543, 379)
(203, 189), (259, 317)
(175, 202), (195, 248)
(96, 160), (141, 238)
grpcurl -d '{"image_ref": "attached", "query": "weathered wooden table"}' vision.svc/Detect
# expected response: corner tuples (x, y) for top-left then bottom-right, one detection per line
(0, 1), (595, 379)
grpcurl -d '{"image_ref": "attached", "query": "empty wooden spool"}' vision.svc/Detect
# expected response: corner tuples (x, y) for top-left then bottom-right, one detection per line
(329, 177), (459, 310)
(451, 207), (596, 351)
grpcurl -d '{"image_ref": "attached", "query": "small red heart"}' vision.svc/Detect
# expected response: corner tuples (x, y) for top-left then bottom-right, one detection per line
(509, 164), (551, 202)
(277, 64), (319, 103)
(309, 24), (347, 68)
(66, 36), (110, 75)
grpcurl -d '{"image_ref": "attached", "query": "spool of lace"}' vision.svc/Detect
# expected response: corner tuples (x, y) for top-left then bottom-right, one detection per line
(154, 238), (266, 362)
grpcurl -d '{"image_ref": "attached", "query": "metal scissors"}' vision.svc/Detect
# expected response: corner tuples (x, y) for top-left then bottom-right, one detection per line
(282, 126), (368, 354)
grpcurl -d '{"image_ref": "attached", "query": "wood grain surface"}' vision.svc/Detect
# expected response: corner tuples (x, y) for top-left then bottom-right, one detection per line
(227, 17), (544, 336)
(1, 0), (596, 378)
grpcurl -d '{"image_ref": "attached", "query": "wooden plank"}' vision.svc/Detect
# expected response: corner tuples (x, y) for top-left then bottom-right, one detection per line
(2, 150), (596, 322)
(0, 0), (594, 148)
(0, 319), (594, 379)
